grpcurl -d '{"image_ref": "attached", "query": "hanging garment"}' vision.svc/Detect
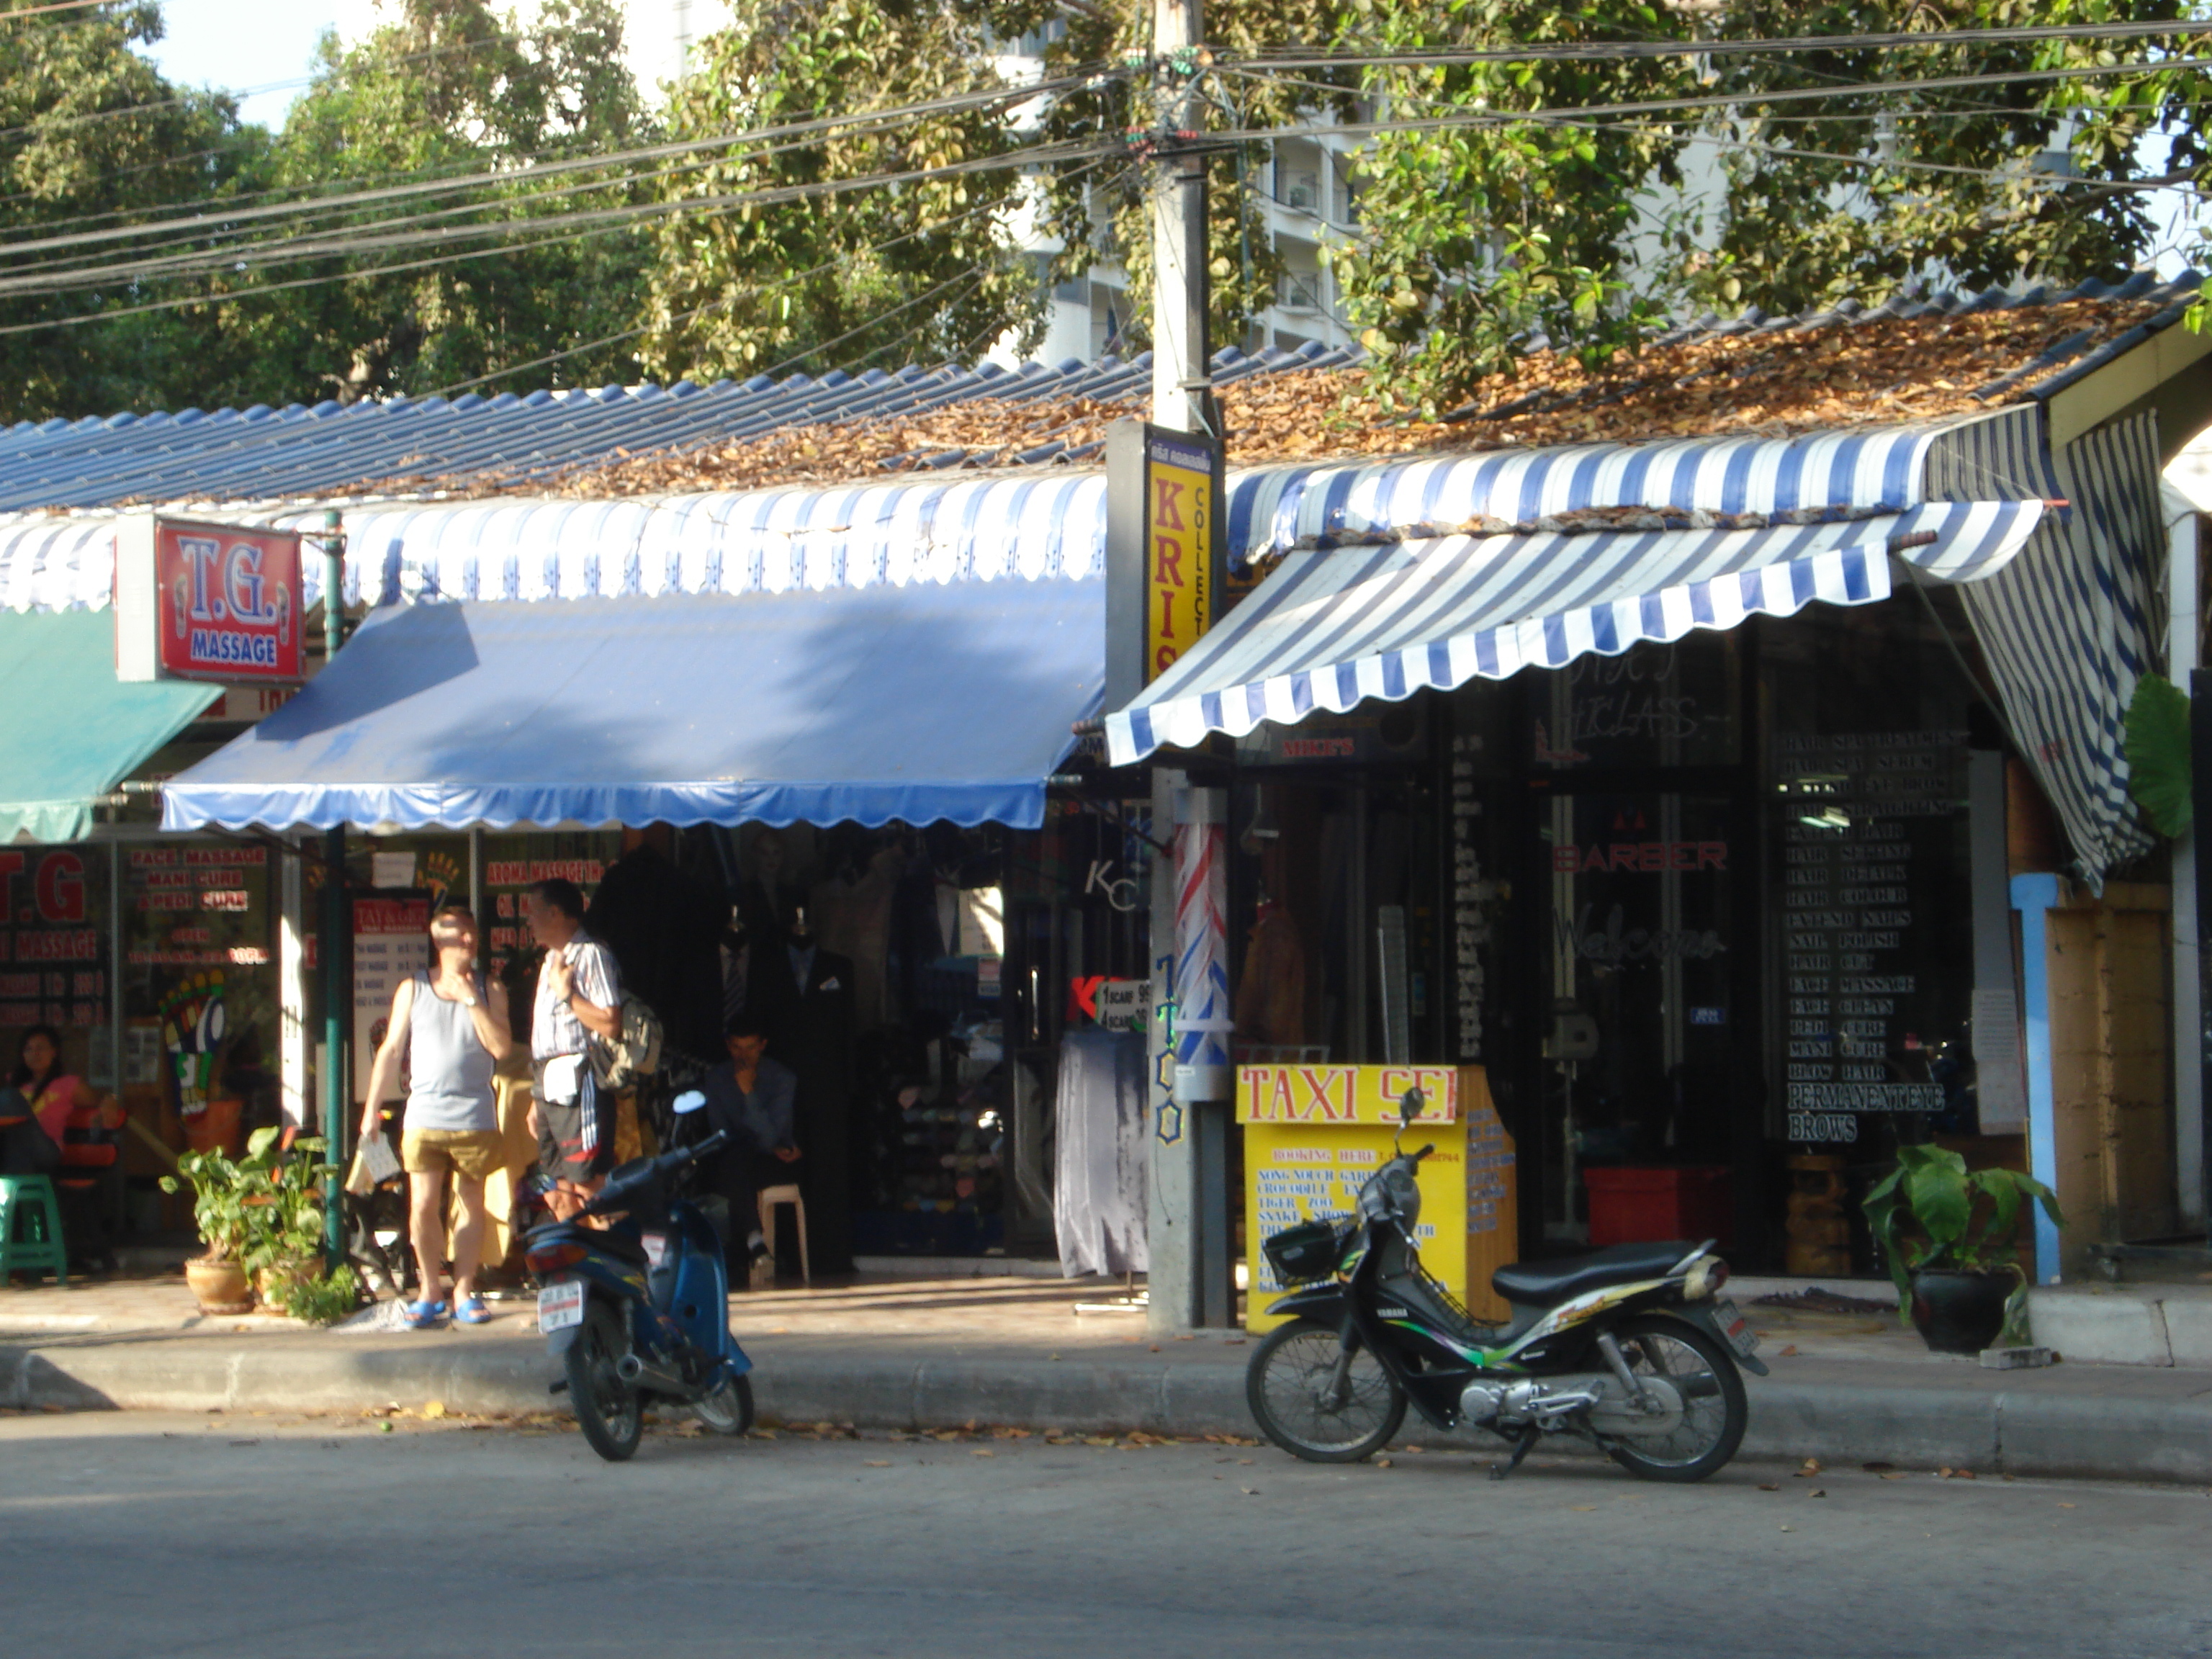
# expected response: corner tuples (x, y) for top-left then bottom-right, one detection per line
(753, 942), (859, 1275)
(810, 842), (902, 1030)
(584, 846), (726, 1062)
(1052, 1029), (1148, 1277)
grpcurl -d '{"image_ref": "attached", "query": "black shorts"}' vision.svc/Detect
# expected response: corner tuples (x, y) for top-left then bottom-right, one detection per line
(534, 1064), (616, 1184)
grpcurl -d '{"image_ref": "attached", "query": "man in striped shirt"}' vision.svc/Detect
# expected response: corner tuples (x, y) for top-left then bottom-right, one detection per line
(523, 878), (622, 1221)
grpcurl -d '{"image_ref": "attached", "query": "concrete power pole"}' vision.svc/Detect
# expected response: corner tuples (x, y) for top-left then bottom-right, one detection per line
(1143, 0), (1235, 1335)
(1150, 0), (1211, 439)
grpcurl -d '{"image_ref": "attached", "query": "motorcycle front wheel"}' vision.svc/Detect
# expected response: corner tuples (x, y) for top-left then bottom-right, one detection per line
(1601, 1314), (1748, 1483)
(694, 1372), (755, 1437)
(1246, 1318), (1407, 1463)
(565, 1301), (644, 1462)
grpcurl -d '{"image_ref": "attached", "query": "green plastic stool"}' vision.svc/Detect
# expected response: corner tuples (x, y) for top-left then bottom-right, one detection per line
(0, 1174), (67, 1287)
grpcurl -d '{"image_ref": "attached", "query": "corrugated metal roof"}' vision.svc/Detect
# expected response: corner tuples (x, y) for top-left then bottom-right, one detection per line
(0, 340), (1357, 513)
(0, 271), (2191, 613)
(0, 423), (1991, 613)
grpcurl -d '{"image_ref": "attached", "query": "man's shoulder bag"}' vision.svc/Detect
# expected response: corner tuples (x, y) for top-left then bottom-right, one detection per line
(588, 993), (665, 1091)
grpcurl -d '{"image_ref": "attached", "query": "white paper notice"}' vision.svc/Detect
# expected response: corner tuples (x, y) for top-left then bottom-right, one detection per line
(1971, 987), (2028, 1133)
(371, 851), (417, 890)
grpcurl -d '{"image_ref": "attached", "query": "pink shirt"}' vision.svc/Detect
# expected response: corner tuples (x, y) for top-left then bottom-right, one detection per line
(28, 1074), (81, 1143)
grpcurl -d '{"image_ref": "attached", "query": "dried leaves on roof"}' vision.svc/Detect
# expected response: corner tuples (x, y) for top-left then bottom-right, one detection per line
(523, 292), (2175, 497)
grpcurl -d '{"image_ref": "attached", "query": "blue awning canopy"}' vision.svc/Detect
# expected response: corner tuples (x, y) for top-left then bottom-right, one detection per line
(162, 582), (1101, 832)
(1107, 499), (2044, 765)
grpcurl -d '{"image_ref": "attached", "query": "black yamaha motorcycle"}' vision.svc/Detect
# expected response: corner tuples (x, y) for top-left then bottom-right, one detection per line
(1248, 1090), (1765, 1482)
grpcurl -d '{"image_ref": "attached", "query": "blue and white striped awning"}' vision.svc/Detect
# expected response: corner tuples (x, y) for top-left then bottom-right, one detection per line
(1107, 498), (2046, 765)
(0, 424), (1955, 613)
(1224, 426), (1951, 565)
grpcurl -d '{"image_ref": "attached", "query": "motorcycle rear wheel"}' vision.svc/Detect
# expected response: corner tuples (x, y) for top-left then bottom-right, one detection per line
(1247, 1318), (1407, 1463)
(695, 1372), (755, 1436)
(565, 1301), (644, 1462)
(1602, 1314), (1747, 1483)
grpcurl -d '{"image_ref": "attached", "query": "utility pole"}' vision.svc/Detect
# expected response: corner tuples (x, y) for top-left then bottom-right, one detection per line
(320, 508), (349, 1270)
(1143, 0), (1234, 1334)
(1151, 0), (1213, 439)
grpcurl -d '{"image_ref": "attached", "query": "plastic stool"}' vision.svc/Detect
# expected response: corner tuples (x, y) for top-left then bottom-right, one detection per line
(0, 1175), (67, 1287)
(757, 1184), (809, 1286)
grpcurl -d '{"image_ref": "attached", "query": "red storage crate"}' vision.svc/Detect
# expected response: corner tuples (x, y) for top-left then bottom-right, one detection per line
(1584, 1166), (1733, 1248)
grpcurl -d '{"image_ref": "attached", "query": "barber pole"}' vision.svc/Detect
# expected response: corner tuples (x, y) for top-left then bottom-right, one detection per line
(1174, 788), (1232, 1102)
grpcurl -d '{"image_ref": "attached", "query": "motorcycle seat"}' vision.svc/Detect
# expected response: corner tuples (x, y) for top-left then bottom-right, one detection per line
(537, 1224), (652, 1269)
(1491, 1241), (1692, 1308)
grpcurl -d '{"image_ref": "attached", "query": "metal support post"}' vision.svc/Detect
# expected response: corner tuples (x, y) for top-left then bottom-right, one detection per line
(318, 508), (349, 1268)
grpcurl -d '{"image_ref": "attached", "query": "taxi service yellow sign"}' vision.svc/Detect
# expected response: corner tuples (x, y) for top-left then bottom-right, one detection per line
(1241, 1064), (1517, 1332)
(1237, 1064), (1460, 1127)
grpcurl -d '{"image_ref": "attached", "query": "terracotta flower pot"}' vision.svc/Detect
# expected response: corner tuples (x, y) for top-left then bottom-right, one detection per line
(184, 1255), (253, 1316)
(1909, 1269), (2015, 1354)
(255, 1259), (314, 1317)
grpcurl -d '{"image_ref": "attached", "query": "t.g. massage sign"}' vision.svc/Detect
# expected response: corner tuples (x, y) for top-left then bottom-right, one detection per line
(114, 515), (305, 684)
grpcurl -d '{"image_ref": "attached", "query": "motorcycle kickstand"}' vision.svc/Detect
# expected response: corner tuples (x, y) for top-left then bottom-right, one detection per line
(1488, 1426), (1540, 1482)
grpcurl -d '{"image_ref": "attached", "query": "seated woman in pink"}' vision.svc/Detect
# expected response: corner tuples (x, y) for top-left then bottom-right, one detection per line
(16, 1025), (84, 1147)
(7, 1025), (123, 1267)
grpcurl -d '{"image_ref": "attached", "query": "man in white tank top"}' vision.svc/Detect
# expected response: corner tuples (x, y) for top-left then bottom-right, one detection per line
(362, 906), (515, 1328)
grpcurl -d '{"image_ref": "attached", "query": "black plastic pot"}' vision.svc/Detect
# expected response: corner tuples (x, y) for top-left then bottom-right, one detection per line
(1909, 1269), (2015, 1354)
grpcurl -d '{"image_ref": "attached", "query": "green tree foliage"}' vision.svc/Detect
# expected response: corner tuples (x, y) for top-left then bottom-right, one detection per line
(218, 0), (652, 405)
(0, 0), (258, 419)
(1329, 0), (2211, 415)
(635, 0), (1056, 382)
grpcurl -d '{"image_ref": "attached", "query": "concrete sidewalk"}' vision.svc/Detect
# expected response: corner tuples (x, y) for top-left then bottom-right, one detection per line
(3, 1274), (2209, 1484)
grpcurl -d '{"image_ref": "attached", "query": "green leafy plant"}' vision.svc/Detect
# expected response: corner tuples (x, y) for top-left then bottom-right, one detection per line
(282, 1265), (363, 1328)
(2125, 672), (2193, 839)
(1862, 1143), (2063, 1314)
(158, 1125), (333, 1270)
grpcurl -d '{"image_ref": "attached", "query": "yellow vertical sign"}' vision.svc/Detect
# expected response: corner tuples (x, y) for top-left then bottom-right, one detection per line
(1145, 430), (1214, 681)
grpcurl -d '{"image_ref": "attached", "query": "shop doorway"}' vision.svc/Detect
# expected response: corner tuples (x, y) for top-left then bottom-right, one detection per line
(1532, 788), (1748, 1246)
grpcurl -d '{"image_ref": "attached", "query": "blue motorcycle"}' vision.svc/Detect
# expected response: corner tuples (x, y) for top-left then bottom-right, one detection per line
(526, 1109), (755, 1462)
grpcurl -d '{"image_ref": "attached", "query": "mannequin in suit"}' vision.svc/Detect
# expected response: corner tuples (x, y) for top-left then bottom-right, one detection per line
(750, 906), (857, 1275)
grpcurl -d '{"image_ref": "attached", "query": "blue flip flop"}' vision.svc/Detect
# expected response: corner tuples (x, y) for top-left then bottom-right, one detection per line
(453, 1296), (493, 1326)
(403, 1299), (449, 1329)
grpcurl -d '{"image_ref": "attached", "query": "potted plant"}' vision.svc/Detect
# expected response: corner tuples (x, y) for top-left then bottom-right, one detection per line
(1862, 1143), (2064, 1354)
(159, 1125), (330, 1315)
(244, 1132), (335, 1316)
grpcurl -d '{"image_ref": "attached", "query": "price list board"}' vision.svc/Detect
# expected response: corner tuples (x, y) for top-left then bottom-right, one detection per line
(1778, 731), (1965, 1144)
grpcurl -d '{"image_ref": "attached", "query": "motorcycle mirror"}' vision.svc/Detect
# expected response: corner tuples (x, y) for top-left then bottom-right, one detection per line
(671, 1089), (708, 1115)
(1398, 1087), (1424, 1125)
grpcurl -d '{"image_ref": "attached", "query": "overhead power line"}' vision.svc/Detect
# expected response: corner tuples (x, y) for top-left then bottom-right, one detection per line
(1229, 17), (2212, 72)
(0, 73), (1096, 266)
(0, 133), (1115, 300)
(0, 132), (1120, 328)
(421, 154), (1125, 398)
(1210, 53), (2212, 143)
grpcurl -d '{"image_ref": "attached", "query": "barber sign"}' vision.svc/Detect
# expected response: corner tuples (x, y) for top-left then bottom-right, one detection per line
(114, 514), (305, 683)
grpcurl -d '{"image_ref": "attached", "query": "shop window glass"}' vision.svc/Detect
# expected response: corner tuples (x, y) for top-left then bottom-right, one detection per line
(1533, 635), (1740, 772)
(1763, 604), (1979, 1165)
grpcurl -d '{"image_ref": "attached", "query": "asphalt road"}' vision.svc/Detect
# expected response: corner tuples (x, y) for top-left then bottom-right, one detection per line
(4, 1408), (2206, 1658)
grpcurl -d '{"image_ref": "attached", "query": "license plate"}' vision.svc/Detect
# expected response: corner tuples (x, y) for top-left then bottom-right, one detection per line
(642, 1232), (670, 1269)
(537, 1280), (585, 1332)
(1712, 1297), (1758, 1357)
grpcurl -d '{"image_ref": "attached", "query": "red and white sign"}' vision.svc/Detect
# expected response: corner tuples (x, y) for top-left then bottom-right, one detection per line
(114, 515), (305, 684)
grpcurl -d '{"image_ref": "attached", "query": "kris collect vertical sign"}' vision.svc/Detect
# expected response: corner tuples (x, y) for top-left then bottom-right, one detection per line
(114, 513), (306, 684)
(1106, 421), (1226, 709)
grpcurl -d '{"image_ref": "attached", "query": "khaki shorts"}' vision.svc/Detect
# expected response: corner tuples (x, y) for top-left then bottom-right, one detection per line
(401, 1128), (505, 1182)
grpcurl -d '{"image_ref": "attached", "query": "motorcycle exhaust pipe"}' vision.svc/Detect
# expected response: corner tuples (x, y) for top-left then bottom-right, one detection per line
(613, 1352), (691, 1398)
